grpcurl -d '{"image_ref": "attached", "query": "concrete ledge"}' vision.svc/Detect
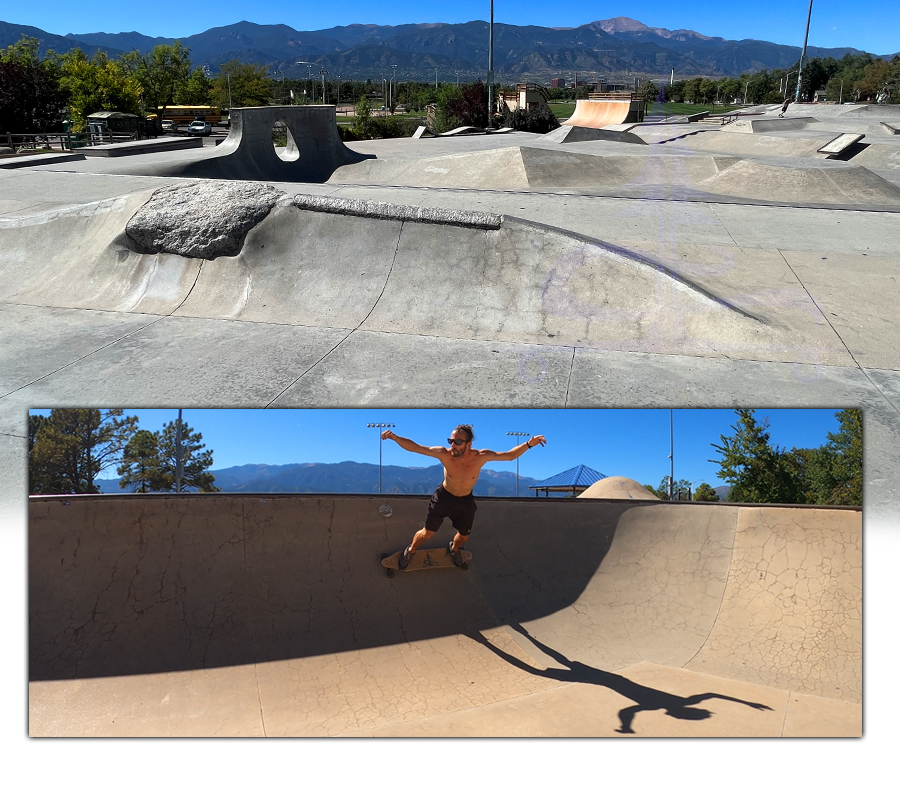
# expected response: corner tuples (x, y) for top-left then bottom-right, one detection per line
(817, 132), (865, 157)
(0, 152), (86, 169)
(81, 137), (204, 157)
(880, 121), (899, 135)
(292, 194), (502, 229)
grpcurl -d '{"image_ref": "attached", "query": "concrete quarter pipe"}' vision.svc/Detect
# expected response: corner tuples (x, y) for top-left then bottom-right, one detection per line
(28, 494), (861, 737)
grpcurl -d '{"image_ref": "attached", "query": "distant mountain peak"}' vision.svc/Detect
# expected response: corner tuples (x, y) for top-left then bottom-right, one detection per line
(595, 17), (652, 34)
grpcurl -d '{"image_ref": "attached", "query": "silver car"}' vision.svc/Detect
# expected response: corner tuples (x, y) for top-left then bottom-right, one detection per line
(187, 120), (211, 136)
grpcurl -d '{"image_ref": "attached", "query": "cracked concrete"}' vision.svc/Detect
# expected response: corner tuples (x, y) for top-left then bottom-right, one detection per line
(29, 493), (860, 737)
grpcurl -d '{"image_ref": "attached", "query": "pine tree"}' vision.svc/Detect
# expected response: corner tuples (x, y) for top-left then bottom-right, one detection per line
(28, 409), (138, 494)
(152, 419), (219, 492)
(117, 429), (163, 493)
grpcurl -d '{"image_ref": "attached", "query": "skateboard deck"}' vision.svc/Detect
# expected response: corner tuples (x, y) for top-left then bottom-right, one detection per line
(381, 546), (472, 577)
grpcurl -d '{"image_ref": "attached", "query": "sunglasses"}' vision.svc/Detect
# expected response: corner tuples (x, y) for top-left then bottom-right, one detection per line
(447, 438), (469, 446)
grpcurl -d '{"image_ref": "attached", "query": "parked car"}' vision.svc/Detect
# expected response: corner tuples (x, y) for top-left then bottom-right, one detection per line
(160, 120), (174, 131)
(187, 120), (211, 136)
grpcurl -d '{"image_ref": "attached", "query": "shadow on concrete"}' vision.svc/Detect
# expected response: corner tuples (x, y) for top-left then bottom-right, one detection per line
(29, 495), (623, 681)
(474, 623), (774, 734)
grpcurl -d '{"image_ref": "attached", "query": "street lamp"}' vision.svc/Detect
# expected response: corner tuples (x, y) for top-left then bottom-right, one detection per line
(795, 0), (815, 103)
(320, 68), (328, 104)
(506, 432), (530, 497)
(367, 423), (395, 494)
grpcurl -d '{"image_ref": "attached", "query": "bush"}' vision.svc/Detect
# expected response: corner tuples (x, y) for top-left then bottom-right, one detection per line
(501, 104), (560, 134)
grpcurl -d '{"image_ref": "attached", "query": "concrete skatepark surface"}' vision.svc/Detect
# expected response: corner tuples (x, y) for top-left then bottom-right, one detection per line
(1, 99), (896, 779)
(29, 493), (861, 737)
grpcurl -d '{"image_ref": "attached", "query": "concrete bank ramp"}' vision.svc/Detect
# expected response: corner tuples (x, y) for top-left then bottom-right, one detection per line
(0, 187), (853, 362)
(329, 144), (738, 190)
(695, 158), (900, 206)
(28, 494), (861, 737)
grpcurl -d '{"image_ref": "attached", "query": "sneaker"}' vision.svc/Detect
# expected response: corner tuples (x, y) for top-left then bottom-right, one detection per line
(447, 540), (464, 567)
(399, 545), (412, 570)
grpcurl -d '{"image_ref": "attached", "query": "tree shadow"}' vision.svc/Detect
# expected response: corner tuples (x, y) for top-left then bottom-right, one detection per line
(474, 622), (773, 734)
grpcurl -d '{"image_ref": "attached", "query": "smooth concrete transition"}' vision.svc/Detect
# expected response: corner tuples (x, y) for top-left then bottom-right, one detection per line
(28, 494), (861, 737)
(564, 99), (636, 128)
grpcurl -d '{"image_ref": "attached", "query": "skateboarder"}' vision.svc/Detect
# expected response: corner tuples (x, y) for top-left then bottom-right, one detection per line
(778, 96), (793, 117)
(382, 425), (546, 569)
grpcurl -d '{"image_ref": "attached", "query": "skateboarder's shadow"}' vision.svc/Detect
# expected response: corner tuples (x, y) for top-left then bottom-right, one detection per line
(473, 623), (773, 734)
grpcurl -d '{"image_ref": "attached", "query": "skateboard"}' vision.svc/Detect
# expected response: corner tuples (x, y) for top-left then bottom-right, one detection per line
(381, 546), (472, 577)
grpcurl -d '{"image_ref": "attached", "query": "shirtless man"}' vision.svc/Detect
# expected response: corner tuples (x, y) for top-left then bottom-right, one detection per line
(381, 424), (546, 568)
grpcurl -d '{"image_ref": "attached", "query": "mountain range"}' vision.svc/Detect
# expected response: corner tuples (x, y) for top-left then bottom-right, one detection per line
(3, 17), (895, 82)
(94, 461), (541, 496)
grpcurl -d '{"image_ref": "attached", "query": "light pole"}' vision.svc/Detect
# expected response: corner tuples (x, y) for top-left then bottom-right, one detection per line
(175, 408), (185, 493)
(782, 71), (797, 99)
(668, 409), (674, 500)
(435, 67), (439, 89)
(487, 0), (494, 128)
(367, 423), (395, 494)
(320, 68), (328, 104)
(506, 432), (530, 497)
(297, 62), (317, 103)
(795, 0), (815, 104)
(390, 64), (397, 112)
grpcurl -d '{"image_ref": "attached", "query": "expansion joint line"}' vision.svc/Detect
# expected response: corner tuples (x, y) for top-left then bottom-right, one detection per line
(563, 346), (577, 407)
(776, 249), (900, 415)
(263, 222), (404, 407)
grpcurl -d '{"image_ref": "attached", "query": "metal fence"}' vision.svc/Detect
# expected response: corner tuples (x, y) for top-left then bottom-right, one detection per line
(1, 131), (140, 154)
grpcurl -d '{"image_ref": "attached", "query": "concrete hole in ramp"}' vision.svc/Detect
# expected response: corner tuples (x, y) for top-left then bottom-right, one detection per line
(273, 120), (300, 163)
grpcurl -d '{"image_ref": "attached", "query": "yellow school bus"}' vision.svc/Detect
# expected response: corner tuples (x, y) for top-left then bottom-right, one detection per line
(157, 105), (222, 124)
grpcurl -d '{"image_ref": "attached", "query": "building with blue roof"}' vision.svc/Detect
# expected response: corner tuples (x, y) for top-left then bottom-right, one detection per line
(528, 464), (606, 497)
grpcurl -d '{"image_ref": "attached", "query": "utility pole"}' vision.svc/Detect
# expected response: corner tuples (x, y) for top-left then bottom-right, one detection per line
(795, 0), (814, 103)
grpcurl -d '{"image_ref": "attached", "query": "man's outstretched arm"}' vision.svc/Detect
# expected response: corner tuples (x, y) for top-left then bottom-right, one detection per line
(480, 434), (547, 462)
(381, 429), (445, 459)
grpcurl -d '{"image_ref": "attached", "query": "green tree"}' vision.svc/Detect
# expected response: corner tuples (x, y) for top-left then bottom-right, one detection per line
(819, 408), (863, 505)
(152, 419), (219, 492)
(855, 60), (892, 102)
(117, 429), (163, 493)
(351, 93), (373, 138)
(448, 80), (489, 128)
(120, 42), (192, 118)
(692, 483), (720, 502)
(0, 36), (70, 133)
(434, 83), (463, 133)
(710, 410), (801, 503)
(59, 49), (142, 132)
(29, 409), (138, 494)
(212, 60), (273, 109)
(175, 67), (213, 105)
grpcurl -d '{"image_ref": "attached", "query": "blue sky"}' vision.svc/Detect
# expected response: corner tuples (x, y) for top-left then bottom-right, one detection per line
(32, 408), (847, 490)
(6, 3), (898, 56)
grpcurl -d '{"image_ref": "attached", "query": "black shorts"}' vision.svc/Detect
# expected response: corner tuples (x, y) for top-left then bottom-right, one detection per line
(425, 485), (477, 535)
